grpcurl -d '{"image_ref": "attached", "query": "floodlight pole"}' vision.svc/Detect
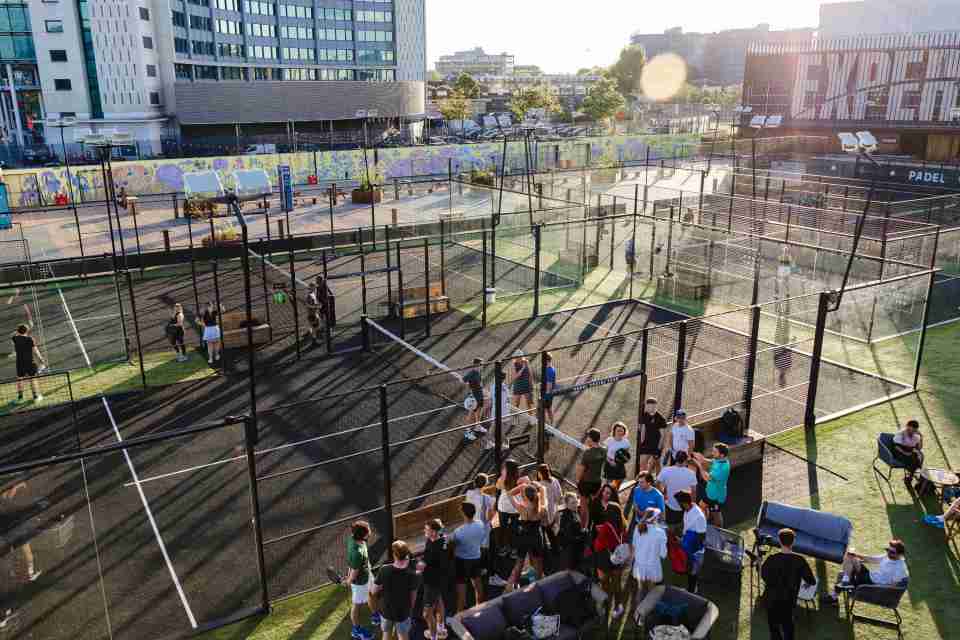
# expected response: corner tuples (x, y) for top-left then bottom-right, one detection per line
(51, 121), (84, 267)
(829, 148), (879, 311)
(231, 196), (258, 434)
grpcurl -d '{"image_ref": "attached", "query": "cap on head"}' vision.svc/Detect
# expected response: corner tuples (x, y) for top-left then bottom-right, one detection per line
(674, 409), (687, 418)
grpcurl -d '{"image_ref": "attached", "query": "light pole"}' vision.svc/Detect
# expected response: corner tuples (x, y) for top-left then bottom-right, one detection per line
(46, 117), (84, 264)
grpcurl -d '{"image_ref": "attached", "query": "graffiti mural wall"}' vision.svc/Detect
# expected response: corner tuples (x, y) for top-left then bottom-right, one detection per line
(5, 134), (699, 208)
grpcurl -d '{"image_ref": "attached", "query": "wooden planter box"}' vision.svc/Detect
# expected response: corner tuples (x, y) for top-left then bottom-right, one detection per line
(471, 177), (495, 187)
(220, 311), (271, 349)
(352, 188), (384, 204)
(591, 168), (622, 185)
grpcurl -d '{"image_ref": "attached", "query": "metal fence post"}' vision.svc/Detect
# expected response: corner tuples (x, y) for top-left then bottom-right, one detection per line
(379, 385), (395, 544)
(533, 224), (541, 318)
(212, 259), (223, 369)
(494, 361), (505, 469)
(187, 215), (200, 316)
(673, 321), (687, 416)
(482, 231), (488, 328)
(424, 238), (431, 337)
(257, 241), (273, 343)
(804, 292), (831, 430)
(123, 271), (148, 388)
(242, 415), (271, 611)
(322, 249), (333, 353)
(439, 221), (447, 297)
(913, 238), (939, 390)
(360, 241), (368, 316)
(665, 208), (676, 275)
(742, 306), (761, 433)
(288, 244), (301, 359)
(537, 354), (547, 463)
(396, 243), (406, 339)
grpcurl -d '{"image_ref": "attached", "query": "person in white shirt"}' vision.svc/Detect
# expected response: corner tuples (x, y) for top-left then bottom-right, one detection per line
(656, 451), (698, 530)
(464, 474), (494, 543)
(602, 422), (631, 490)
(892, 419), (924, 486)
(663, 409), (695, 465)
(479, 379), (512, 450)
(625, 508), (667, 608)
(677, 491), (707, 593)
(828, 539), (908, 602)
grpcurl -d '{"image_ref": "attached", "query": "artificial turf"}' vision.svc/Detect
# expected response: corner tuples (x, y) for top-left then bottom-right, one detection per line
(199, 321), (960, 640)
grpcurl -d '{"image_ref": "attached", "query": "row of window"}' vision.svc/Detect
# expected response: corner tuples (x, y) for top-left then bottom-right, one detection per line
(190, 15), (213, 31)
(174, 64), (396, 81)
(280, 24), (313, 39)
(216, 18), (241, 34)
(177, 39), (394, 62)
(216, 0), (240, 10)
(245, 1), (274, 15)
(356, 30), (392, 42)
(355, 10), (392, 23)
(0, 5), (30, 33)
(282, 46), (315, 61)
(356, 48), (394, 63)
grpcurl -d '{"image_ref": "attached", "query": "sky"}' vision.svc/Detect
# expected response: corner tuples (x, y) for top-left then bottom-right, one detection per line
(425, 0), (840, 74)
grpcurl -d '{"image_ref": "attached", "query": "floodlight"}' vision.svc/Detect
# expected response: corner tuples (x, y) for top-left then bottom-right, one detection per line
(78, 133), (108, 146)
(749, 115), (767, 128)
(108, 131), (133, 145)
(734, 105), (753, 114)
(46, 116), (77, 127)
(837, 132), (859, 154)
(855, 131), (877, 153)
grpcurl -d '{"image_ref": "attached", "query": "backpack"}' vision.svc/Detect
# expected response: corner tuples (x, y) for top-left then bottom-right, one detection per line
(668, 532), (688, 574)
(720, 407), (743, 440)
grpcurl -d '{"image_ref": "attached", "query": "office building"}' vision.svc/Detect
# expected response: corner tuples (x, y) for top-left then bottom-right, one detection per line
(819, 0), (960, 38)
(436, 47), (514, 78)
(630, 24), (813, 85)
(18, 0), (427, 152)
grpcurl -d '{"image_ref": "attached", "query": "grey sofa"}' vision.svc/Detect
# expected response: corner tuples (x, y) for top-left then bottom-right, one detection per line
(448, 571), (607, 640)
(635, 586), (719, 639)
(754, 501), (852, 564)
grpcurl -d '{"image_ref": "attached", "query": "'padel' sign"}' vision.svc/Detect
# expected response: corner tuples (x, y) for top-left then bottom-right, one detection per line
(550, 368), (644, 397)
(278, 165), (293, 212)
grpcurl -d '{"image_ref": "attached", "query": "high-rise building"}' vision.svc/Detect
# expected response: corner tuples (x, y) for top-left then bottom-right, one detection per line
(436, 47), (515, 78)
(18, 0), (427, 151)
(630, 24), (813, 86)
(819, 0), (960, 38)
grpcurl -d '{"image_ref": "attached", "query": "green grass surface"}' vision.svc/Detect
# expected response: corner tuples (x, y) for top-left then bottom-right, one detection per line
(200, 322), (960, 640)
(0, 352), (216, 414)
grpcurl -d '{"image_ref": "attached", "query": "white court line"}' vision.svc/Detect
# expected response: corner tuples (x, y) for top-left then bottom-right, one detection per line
(53, 269), (198, 629)
(71, 314), (123, 323)
(102, 398), (198, 628)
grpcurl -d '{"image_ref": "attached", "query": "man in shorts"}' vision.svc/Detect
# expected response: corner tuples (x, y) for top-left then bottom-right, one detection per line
(371, 541), (419, 640)
(691, 443), (731, 526)
(462, 358), (487, 442)
(453, 501), (487, 612)
(346, 521), (380, 640)
(576, 428), (606, 527)
(11, 325), (44, 403)
(417, 519), (451, 640)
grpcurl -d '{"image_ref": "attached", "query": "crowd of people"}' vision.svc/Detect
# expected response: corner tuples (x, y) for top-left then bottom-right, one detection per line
(343, 396), (739, 640)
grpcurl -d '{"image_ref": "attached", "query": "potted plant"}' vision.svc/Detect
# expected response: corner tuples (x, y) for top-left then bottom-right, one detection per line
(469, 167), (496, 187)
(352, 171), (384, 204)
(202, 222), (242, 247)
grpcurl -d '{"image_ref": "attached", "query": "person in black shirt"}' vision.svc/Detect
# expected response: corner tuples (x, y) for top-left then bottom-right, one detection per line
(761, 528), (815, 640)
(637, 398), (666, 476)
(11, 324), (44, 403)
(201, 302), (224, 365)
(372, 541), (419, 640)
(417, 519), (451, 640)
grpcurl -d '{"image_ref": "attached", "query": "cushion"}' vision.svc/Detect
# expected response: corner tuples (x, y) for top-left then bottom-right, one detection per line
(501, 586), (544, 627)
(536, 571), (576, 609)
(460, 603), (508, 640)
(661, 588), (708, 629)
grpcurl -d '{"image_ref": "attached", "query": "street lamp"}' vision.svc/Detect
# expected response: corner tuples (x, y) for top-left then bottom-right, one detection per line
(46, 116), (84, 265)
(76, 129), (133, 271)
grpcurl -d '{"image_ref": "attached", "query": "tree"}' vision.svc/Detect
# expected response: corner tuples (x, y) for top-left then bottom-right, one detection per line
(509, 84), (561, 122)
(452, 73), (481, 99)
(608, 45), (645, 97)
(580, 77), (626, 126)
(577, 66), (606, 77)
(438, 93), (472, 132)
(427, 70), (443, 83)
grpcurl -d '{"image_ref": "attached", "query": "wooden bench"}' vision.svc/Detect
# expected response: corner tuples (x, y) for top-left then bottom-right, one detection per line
(380, 283), (450, 319)
(220, 311), (271, 349)
(657, 267), (712, 301)
(393, 486), (497, 554)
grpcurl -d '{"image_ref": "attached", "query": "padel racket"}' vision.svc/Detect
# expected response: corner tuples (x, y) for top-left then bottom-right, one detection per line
(326, 566), (345, 586)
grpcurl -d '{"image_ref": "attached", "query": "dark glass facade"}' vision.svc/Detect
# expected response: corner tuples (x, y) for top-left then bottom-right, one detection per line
(76, 0), (103, 118)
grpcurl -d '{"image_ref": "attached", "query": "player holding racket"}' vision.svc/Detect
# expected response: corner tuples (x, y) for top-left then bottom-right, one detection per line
(12, 324), (44, 403)
(462, 358), (486, 442)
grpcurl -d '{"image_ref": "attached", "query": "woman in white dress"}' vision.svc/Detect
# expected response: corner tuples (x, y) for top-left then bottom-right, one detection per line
(625, 508), (667, 612)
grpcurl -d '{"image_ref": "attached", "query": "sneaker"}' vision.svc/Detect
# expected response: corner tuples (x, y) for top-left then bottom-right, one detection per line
(0, 609), (19, 629)
(488, 575), (509, 587)
(27, 570), (41, 582)
(351, 625), (373, 640)
(33, 394), (43, 402)
(208, 359), (214, 365)
(463, 430), (478, 442)
(612, 605), (624, 619)
(370, 613), (382, 627)
(473, 425), (488, 435)
(215, 353), (221, 361)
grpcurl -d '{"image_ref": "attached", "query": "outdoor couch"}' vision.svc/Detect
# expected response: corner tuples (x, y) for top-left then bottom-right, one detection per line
(754, 501), (852, 564)
(634, 585), (719, 639)
(448, 570), (606, 640)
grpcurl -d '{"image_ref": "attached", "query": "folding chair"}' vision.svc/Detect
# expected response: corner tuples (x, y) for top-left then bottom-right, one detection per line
(872, 433), (909, 489)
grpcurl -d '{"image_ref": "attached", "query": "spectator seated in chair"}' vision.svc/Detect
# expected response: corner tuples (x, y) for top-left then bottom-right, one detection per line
(825, 539), (908, 604)
(891, 420), (924, 489)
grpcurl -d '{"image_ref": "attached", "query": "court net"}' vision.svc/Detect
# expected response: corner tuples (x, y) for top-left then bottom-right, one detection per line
(365, 317), (584, 451)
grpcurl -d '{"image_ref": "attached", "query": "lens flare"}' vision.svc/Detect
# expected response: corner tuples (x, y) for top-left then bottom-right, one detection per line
(641, 53), (688, 101)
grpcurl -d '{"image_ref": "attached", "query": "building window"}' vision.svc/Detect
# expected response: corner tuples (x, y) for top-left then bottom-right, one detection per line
(171, 11), (186, 28)
(174, 37), (189, 53)
(146, 64), (157, 77)
(215, 0), (239, 9)
(220, 66), (245, 80)
(195, 65), (218, 80)
(45, 20), (64, 33)
(901, 90), (921, 109)
(189, 15), (212, 31)
(246, 22), (276, 38)
(869, 62), (878, 82)
(139, 7), (150, 20)
(49, 49), (68, 62)
(216, 19), (241, 35)
(54, 78), (72, 90)
(149, 91), (161, 105)
(142, 36), (153, 49)
(244, 1), (274, 15)
(175, 63), (192, 80)
(906, 61), (926, 80)
(278, 3), (312, 19)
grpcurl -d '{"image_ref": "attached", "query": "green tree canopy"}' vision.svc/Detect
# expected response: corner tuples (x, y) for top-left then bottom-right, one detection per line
(438, 94), (472, 130)
(509, 84), (561, 122)
(452, 73), (481, 98)
(581, 77), (626, 124)
(608, 45), (645, 97)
